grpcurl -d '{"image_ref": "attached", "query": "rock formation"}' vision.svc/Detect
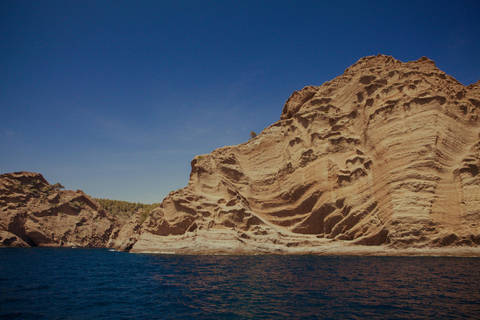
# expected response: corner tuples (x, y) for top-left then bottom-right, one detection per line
(131, 54), (480, 254)
(2, 55), (480, 255)
(0, 172), (118, 247)
(106, 209), (145, 251)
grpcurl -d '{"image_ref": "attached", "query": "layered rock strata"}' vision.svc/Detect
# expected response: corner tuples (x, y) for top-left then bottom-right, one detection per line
(131, 55), (480, 253)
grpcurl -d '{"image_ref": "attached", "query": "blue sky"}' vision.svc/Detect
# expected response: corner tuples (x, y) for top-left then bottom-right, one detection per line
(1, 0), (479, 203)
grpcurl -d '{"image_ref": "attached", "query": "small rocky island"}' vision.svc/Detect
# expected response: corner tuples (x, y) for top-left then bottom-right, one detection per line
(2, 55), (480, 256)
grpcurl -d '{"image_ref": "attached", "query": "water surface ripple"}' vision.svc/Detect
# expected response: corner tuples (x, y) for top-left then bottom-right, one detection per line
(1, 248), (479, 319)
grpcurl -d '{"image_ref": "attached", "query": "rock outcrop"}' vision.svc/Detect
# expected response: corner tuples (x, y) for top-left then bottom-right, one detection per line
(131, 55), (480, 254)
(0, 172), (118, 247)
(106, 209), (145, 251)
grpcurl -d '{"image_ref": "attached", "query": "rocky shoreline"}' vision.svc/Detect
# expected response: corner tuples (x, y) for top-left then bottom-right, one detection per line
(128, 229), (480, 257)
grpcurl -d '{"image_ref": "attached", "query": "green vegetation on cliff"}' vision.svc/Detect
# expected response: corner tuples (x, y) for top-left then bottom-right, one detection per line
(94, 198), (159, 223)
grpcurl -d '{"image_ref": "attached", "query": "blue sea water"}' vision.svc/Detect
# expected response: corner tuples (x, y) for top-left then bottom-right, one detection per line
(1, 248), (479, 319)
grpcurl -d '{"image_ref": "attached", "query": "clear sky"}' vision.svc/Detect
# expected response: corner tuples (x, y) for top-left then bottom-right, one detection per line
(1, 0), (479, 204)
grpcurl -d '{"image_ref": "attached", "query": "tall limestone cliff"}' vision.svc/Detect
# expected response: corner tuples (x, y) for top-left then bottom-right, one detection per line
(131, 55), (480, 253)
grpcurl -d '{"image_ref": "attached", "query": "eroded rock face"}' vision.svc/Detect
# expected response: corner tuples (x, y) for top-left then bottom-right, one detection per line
(0, 230), (29, 247)
(106, 209), (145, 251)
(0, 172), (118, 247)
(132, 55), (480, 253)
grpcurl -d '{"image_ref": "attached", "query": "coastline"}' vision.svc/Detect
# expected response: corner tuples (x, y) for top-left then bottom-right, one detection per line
(129, 232), (480, 257)
(131, 247), (480, 257)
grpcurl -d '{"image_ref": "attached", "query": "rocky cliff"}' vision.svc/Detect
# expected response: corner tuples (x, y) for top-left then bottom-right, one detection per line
(131, 54), (480, 254)
(3, 55), (480, 255)
(0, 172), (118, 247)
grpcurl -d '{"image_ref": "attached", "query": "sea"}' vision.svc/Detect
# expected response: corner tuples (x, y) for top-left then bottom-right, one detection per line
(1, 248), (479, 319)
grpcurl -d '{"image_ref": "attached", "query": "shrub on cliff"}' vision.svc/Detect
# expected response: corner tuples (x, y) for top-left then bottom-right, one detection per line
(94, 198), (159, 223)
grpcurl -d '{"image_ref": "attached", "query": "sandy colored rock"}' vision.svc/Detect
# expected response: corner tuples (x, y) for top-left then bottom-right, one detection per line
(107, 209), (145, 251)
(0, 230), (29, 247)
(132, 54), (480, 254)
(0, 172), (118, 247)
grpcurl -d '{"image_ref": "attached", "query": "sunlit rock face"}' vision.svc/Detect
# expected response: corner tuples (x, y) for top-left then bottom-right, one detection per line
(139, 55), (479, 252)
(0, 171), (118, 247)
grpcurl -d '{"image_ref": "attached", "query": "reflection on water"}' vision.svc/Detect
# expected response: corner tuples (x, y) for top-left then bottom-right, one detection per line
(1, 248), (479, 319)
